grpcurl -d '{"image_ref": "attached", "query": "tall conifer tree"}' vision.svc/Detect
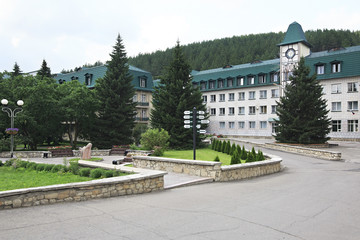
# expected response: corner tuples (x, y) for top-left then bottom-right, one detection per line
(37, 59), (52, 79)
(12, 62), (22, 77)
(91, 34), (136, 148)
(151, 41), (206, 149)
(275, 57), (331, 144)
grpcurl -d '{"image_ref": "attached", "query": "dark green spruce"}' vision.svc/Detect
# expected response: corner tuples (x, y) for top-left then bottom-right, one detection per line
(37, 59), (52, 79)
(275, 57), (331, 144)
(151, 41), (207, 149)
(91, 34), (137, 148)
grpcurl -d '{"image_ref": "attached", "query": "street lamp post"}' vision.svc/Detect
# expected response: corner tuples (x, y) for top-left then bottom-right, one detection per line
(1, 99), (24, 158)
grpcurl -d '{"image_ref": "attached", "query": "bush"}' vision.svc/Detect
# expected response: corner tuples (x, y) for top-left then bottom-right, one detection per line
(36, 163), (47, 171)
(4, 159), (14, 167)
(79, 168), (91, 177)
(257, 150), (265, 161)
(90, 168), (104, 178)
(229, 143), (236, 156)
(221, 141), (226, 153)
(51, 164), (63, 173)
(140, 128), (170, 151)
(0, 160), (3, 167)
(153, 146), (164, 156)
(231, 150), (240, 165)
(26, 162), (37, 170)
(214, 156), (220, 162)
(44, 164), (55, 172)
(17, 160), (28, 168)
(104, 170), (114, 178)
(69, 161), (79, 174)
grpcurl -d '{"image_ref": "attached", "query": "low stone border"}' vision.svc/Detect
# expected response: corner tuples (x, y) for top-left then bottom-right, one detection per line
(0, 162), (166, 210)
(227, 138), (342, 161)
(133, 155), (282, 182)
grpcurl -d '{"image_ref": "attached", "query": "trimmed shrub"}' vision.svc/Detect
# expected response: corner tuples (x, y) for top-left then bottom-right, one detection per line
(36, 163), (47, 171)
(104, 170), (114, 178)
(4, 159), (14, 167)
(69, 161), (79, 174)
(221, 141), (226, 153)
(26, 162), (37, 170)
(216, 141), (222, 152)
(51, 164), (63, 173)
(140, 128), (170, 151)
(214, 156), (220, 162)
(79, 168), (91, 177)
(44, 164), (55, 172)
(90, 168), (104, 178)
(18, 160), (28, 168)
(257, 150), (265, 161)
(231, 150), (240, 165)
(236, 145), (242, 156)
(240, 146), (248, 161)
(112, 170), (120, 177)
(230, 143), (236, 156)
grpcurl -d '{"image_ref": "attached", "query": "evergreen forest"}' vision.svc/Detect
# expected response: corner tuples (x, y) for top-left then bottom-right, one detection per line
(128, 29), (360, 78)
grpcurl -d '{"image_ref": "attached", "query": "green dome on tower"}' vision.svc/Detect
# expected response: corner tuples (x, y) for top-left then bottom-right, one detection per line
(278, 21), (312, 47)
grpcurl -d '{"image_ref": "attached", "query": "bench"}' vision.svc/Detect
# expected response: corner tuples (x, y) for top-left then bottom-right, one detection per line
(50, 149), (74, 157)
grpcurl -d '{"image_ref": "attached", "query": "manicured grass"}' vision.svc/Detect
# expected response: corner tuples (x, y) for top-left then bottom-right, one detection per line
(0, 167), (93, 191)
(163, 147), (232, 165)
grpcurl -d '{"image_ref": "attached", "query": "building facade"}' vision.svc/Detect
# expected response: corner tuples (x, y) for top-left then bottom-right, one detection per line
(54, 65), (154, 125)
(192, 22), (360, 140)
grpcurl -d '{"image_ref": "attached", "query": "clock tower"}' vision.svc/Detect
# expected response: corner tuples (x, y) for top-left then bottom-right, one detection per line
(278, 22), (312, 91)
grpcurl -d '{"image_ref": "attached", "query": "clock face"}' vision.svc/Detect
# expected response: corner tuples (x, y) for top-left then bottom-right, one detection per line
(285, 48), (296, 59)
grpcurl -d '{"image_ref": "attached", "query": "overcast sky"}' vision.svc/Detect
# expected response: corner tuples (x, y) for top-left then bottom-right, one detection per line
(1, 0), (360, 73)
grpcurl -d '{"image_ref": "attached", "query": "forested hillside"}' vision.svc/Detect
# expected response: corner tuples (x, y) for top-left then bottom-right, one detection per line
(128, 29), (360, 78)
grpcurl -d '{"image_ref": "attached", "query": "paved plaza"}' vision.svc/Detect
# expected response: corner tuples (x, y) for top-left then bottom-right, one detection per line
(0, 140), (360, 239)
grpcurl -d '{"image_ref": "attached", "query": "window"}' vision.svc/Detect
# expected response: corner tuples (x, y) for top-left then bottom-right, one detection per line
(249, 91), (256, 100)
(227, 78), (233, 87)
(220, 122), (225, 129)
(270, 73), (279, 83)
(331, 84), (342, 94)
(218, 79), (224, 88)
(271, 105), (277, 114)
(260, 106), (267, 114)
(228, 93), (235, 101)
(139, 77), (147, 88)
(209, 81), (215, 89)
(85, 73), (93, 86)
(258, 75), (266, 84)
(202, 95), (207, 103)
(141, 109), (147, 118)
(219, 94), (225, 102)
(228, 107), (235, 115)
(249, 121), (256, 129)
(210, 108), (216, 116)
(238, 121), (245, 129)
(247, 76), (255, 85)
(260, 90), (267, 99)
(272, 123), (278, 134)
(141, 94), (147, 103)
(331, 102), (341, 112)
(219, 108), (225, 115)
(348, 101), (358, 111)
(229, 122), (235, 129)
(200, 82), (206, 90)
(238, 107), (245, 115)
(133, 94), (138, 102)
(271, 89), (279, 98)
(348, 82), (358, 92)
(237, 77), (244, 86)
(332, 62), (341, 73)
(348, 120), (358, 132)
(284, 71), (293, 81)
(249, 106), (256, 115)
(210, 95), (216, 102)
(260, 121), (267, 129)
(332, 120), (341, 132)
(238, 92), (245, 101)
(316, 65), (325, 75)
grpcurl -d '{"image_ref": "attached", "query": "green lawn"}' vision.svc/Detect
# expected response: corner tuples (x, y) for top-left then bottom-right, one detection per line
(163, 148), (232, 165)
(0, 167), (93, 191)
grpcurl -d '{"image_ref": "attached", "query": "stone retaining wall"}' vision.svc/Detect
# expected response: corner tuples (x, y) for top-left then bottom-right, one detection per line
(133, 155), (282, 182)
(0, 162), (166, 210)
(264, 143), (341, 161)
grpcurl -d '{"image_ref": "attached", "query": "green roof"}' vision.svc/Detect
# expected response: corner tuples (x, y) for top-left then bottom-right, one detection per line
(54, 65), (154, 92)
(278, 21), (312, 47)
(305, 45), (360, 79)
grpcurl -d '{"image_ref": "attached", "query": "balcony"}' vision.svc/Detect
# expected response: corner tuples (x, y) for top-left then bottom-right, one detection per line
(136, 102), (149, 106)
(135, 117), (149, 122)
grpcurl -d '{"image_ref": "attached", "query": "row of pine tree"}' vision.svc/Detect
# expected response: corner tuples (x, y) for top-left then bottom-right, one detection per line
(212, 139), (265, 165)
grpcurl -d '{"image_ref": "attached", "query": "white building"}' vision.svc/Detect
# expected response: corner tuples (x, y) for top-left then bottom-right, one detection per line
(191, 22), (359, 141)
